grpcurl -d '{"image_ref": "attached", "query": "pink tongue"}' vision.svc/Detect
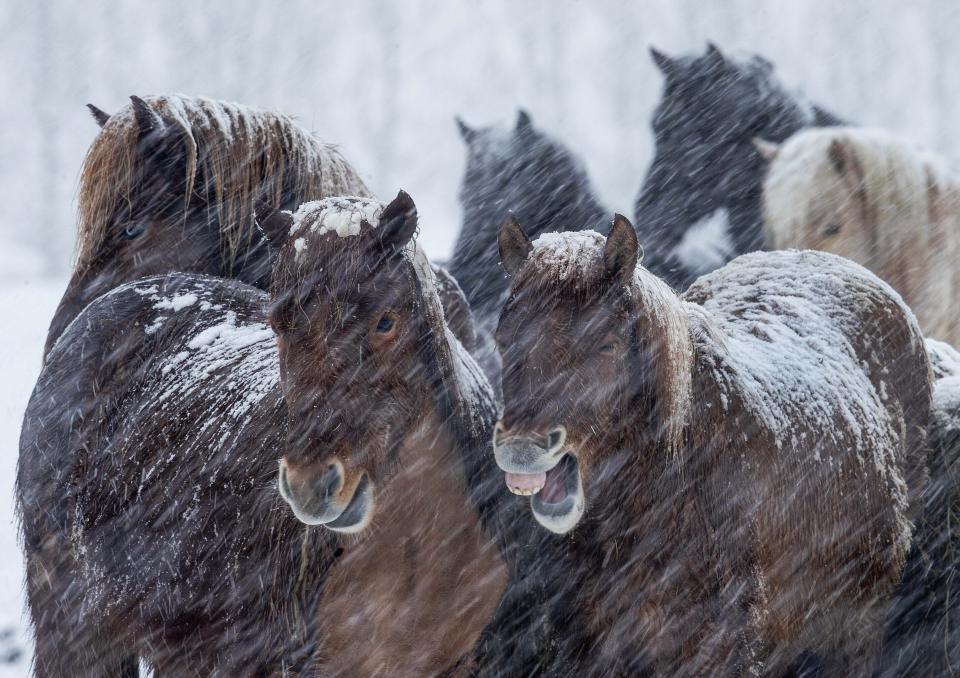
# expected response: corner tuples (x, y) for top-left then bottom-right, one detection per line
(505, 472), (546, 492)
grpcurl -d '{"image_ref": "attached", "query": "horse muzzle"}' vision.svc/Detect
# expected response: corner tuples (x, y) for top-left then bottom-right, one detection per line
(492, 422), (585, 534)
(278, 457), (374, 533)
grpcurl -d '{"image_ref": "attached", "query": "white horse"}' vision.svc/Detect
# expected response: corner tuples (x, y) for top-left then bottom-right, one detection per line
(759, 127), (960, 345)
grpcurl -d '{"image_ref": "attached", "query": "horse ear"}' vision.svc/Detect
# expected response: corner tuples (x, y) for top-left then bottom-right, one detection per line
(516, 109), (533, 133)
(129, 95), (189, 178)
(378, 190), (418, 251)
(753, 54), (774, 73)
(705, 42), (726, 69)
(828, 138), (863, 180)
(753, 137), (780, 162)
(650, 46), (675, 74)
(456, 116), (476, 143)
(498, 213), (532, 276)
(86, 103), (110, 128)
(259, 209), (295, 250)
(925, 167), (943, 225)
(603, 214), (639, 285)
(130, 95), (164, 137)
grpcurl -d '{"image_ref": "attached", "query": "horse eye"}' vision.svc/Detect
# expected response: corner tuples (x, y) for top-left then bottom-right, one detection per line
(598, 339), (620, 356)
(824, 223), (842, 237)
(375, 313), (397, 334)
(121, 222), (148, 240)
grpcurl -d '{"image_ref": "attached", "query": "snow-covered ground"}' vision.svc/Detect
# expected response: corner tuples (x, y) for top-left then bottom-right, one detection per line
(0, 277), (65, 677)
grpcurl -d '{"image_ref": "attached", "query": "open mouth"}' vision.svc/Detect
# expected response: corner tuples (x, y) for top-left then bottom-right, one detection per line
(505, 454), (585, 534)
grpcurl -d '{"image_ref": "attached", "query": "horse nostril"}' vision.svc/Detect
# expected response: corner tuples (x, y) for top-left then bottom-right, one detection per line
(315, 464), (343, 502)
(547, 427), (566, 453)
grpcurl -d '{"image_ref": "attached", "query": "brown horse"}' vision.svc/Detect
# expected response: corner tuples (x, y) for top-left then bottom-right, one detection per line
(46, 94), (371, 357)
(19, 193), (546, 676)
(493, 215), (931, 676)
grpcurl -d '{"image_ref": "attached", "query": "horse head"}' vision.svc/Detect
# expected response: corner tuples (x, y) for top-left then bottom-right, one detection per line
(452, 110), (608, 317)
(493, 214), (691, 534)
(47, 94), (369, 357)
(268, 192), (438, 533)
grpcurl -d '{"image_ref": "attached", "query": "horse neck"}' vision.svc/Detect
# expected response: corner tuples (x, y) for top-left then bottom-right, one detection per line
(312, 400), (506, 675)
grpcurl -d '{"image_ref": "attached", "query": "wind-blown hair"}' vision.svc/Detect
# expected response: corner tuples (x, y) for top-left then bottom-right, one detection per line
(76, 94), (369, 274)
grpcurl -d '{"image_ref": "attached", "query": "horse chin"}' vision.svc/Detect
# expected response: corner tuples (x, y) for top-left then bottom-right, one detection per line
(530, 454), (584, 534)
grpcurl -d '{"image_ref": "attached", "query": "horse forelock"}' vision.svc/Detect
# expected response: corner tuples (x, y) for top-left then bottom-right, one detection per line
(75, 94), (370, 274)
(271, 203), (492, 442)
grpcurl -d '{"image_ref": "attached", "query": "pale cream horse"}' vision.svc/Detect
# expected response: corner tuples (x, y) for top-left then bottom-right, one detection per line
(758, 127), (959, 345)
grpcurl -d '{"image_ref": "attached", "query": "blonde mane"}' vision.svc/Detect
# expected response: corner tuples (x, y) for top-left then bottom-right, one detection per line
(762, 127), (960, 343)
(76, 94), (371, 274)
(631, 266), (694, 458)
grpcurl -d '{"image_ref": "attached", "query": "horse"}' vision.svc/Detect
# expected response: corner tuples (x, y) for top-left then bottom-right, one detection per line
(46, 94), (371, 358)
(452, 110), (610, 325)
(492, 215), (931, 676)
(758, 126), (960, 346)
(18, 193), (548, 676)
(878, 337), (960, 676)
(636, 43), (844, 289)
(451, 110), (610, 386)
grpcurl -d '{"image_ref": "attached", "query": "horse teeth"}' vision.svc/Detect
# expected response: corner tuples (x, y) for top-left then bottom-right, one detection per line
(507, 485), (542, 496)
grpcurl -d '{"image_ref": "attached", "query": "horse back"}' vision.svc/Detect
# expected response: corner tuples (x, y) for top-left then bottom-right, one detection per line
(686, 250), (932, 644)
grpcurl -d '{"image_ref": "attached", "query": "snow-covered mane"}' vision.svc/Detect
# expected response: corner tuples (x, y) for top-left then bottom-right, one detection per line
(761, 126), (960, 344)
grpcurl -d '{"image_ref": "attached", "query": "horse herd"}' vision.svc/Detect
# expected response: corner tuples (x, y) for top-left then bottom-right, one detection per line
(15, 43), (960, 677)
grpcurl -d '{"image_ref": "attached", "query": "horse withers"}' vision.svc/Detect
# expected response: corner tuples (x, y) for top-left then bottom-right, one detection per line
(492, 215), (931, 675)
(46, 94), (370, 357)
(18, 193), (543, 676)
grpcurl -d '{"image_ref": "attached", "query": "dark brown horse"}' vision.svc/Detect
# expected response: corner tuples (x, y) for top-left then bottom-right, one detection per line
(46, 94), (371, 358)
(18, 193), (544, 676)
(493, 216), (931, 676)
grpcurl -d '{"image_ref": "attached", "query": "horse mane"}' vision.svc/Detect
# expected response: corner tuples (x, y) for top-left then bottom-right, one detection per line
(76, 94), (370, 274)
(514, 231), (694, 458)
(763, 127), (956, 256)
